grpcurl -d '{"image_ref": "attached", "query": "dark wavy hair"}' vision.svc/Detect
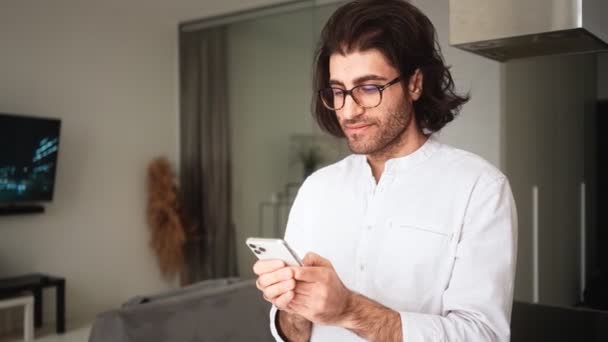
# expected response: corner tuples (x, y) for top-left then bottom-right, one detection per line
(312, 0), (469, 137)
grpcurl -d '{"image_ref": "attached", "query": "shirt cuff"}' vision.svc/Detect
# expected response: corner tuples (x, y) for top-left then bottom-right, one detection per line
(270, 305), (286, 342)
(400, 311), (443, 341)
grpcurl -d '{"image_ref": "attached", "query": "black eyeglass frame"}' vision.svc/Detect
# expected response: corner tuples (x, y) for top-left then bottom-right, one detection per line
(318, 76), (402, 110)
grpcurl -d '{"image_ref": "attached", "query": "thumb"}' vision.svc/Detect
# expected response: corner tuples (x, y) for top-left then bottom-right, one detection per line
(302, 252), (333, 268)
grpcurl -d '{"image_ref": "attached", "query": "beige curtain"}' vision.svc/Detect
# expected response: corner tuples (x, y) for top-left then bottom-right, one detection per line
(179, 26), (238, 282)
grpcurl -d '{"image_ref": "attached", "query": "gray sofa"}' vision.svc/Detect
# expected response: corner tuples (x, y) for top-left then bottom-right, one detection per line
(88, 278), (273, 342)
(88, 278), (608, 342)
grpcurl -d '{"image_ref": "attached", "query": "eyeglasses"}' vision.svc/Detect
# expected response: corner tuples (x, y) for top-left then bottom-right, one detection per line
(318, 76), (401, 111)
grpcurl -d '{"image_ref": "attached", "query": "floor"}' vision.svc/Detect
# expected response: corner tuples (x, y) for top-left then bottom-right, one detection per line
(0, 322), (90, 342)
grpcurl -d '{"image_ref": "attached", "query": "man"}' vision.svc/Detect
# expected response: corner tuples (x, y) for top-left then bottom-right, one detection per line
(254, 0), (517, 341)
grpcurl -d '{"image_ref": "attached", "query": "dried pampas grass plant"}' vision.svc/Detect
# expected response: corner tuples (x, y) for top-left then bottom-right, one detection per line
(146, 157), (186, 281)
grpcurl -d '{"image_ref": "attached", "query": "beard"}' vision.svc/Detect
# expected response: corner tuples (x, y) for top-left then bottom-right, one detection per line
(341, 101), (413, 157)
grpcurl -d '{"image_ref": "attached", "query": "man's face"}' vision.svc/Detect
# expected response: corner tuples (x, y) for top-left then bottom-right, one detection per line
(328, 49), (415, 156)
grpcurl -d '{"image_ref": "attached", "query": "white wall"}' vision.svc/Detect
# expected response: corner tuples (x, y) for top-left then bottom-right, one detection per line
(0, 0), (291, 328)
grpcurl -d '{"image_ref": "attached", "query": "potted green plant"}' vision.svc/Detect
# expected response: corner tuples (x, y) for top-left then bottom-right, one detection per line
(298, 144), (323, 179)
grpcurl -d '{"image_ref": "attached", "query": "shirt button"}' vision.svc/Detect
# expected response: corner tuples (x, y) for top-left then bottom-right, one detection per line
(367, 225), (372, 230)
(359, 264), (365, 271)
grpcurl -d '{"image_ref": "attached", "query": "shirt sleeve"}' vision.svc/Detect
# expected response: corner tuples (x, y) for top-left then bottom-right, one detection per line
(269, 305), (286, 342)
(399, 176), (518, 342)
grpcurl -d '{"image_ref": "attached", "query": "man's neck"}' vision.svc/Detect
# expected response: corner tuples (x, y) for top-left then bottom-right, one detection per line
(366, 130), (428, 183)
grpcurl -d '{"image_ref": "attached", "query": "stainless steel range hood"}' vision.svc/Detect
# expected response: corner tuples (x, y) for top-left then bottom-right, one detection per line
(450, 0), (608, 62)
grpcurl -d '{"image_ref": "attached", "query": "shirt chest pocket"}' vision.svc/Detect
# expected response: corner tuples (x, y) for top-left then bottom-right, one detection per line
(371, 220), (456, 311)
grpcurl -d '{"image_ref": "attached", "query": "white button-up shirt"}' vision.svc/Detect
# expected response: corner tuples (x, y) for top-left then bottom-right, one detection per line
(270, 135), (518, 341)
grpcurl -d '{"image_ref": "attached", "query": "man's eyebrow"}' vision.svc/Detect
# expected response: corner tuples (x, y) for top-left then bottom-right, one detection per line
(328, 74), (389, 87)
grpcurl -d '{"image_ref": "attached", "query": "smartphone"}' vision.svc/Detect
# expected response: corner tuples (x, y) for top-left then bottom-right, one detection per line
(246, 237), (303, 267)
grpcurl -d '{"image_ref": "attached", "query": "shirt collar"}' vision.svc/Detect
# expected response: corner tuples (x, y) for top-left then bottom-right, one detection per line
(358, 134), (441, 175)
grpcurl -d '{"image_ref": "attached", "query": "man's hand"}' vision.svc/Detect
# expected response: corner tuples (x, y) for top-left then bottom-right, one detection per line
(253, 259), (312, 341)
(289, 253), (402, 341)
(254, 254), (401, 341)
(288, 252), (353, 325)
(253, 259), (297, 312)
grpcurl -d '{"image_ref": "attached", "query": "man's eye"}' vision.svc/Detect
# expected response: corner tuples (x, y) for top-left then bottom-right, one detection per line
(332, 89), (345, 97)
(359, 85), (379, 94)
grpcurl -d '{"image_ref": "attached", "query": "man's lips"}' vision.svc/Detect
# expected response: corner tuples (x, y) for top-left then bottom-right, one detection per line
(344, 123), (373, 133)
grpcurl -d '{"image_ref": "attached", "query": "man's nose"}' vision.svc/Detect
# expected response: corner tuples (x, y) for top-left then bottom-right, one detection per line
(339, 94), (364, 120)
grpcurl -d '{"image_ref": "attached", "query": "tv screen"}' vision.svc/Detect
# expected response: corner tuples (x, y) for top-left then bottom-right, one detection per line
(0, 113), (61, 203)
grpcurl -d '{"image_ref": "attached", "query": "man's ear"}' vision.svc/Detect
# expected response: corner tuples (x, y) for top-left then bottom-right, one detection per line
(408, 68), (423, 101)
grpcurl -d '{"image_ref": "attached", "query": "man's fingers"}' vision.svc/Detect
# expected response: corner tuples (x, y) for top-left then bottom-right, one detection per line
(290, 292), (311, 307)
(274, 290), (294, 309)
(293, 282), (315, 296)
(302, 252), (333, 268)
(257, 267), (293, 289)
(293, 266), (325, 283)
(264, 279), (296, 300)
(253, 259), (286, 275)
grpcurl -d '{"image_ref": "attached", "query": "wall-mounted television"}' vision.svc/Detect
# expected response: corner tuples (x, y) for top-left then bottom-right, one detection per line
(0, 113), (61, 204)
